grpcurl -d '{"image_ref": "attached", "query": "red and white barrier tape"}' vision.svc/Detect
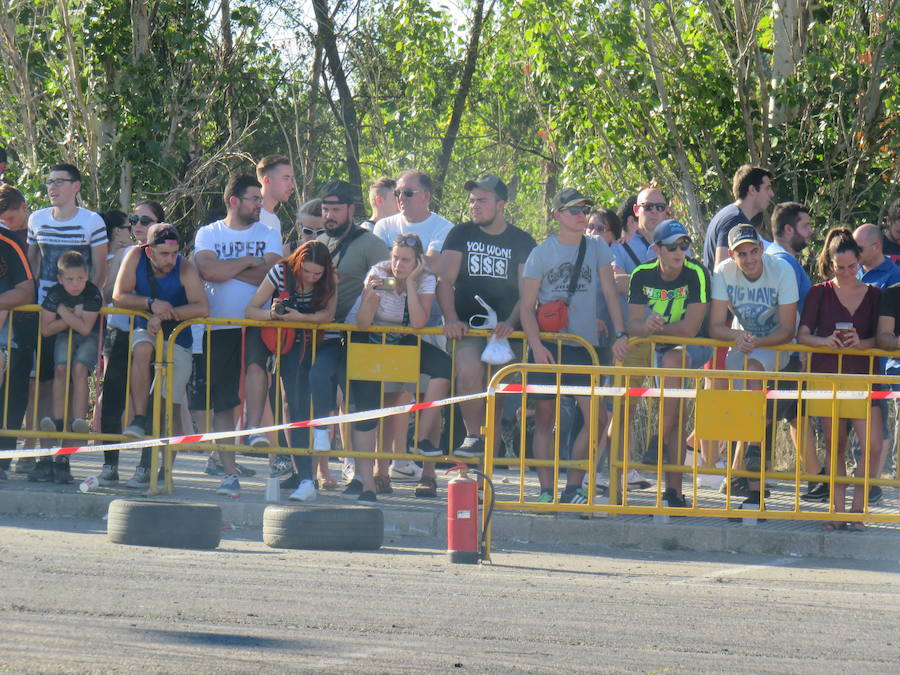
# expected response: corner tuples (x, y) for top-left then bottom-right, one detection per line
(2, 383), (894, 460)
(0, 391), (488, 461)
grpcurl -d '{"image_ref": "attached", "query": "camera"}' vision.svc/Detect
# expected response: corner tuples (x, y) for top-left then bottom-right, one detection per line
(274, 294), (306, 316)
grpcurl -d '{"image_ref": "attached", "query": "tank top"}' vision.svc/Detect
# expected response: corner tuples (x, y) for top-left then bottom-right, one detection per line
(135, 252), (191, 349)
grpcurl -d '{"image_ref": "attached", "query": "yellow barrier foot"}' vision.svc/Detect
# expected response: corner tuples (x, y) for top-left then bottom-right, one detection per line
(653, 514), (670, 524)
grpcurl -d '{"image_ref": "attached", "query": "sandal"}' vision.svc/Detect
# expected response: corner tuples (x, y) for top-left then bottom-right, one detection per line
(846, 521), (866, 532)
(415, 476), (438, 498)
(374, 474), (393, 495)
(821, 522), (847, 532)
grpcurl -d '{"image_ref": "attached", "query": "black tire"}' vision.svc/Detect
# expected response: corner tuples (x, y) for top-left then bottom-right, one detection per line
(107, 499), (222, 549)
(263, 504), (383, 550)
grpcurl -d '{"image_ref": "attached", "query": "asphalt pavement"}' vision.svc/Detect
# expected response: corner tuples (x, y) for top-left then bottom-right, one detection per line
(1, 515), (898, 672)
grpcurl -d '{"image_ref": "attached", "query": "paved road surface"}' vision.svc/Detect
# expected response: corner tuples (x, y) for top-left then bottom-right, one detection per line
(1, 516), (898, 672)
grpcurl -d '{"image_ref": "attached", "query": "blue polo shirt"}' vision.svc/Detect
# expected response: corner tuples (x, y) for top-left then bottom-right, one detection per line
(859, 256), (900, 290)
(767, 242), (811, 313)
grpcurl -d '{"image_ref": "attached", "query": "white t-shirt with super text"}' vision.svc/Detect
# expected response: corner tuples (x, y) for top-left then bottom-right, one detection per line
(193, 220), (282, 326)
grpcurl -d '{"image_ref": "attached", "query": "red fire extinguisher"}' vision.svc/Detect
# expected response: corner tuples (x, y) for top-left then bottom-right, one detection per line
(446, 463), (494, 564)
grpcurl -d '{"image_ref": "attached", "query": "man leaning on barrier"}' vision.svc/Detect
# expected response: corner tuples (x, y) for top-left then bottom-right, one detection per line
(520, 187), (628, 505)
(437, 174), (536, 458)
(626, 220), (711, 509)
(113, 223), (209, 487)
(709, 224), (798, 514)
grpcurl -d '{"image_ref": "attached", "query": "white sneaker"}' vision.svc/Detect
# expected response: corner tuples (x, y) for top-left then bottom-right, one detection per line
(341, 458), (356, 483)
(626, 468), (653, 490)
(248, 433), (270, 448)
(313, 428), (331, 451)
(581, 473), (610, 490)
(389, 460), (423, 482)
(289, 479), (317, 502)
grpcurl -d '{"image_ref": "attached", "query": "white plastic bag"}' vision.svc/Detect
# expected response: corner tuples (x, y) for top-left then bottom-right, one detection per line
(481, 336), (515, 365)
(468, 295), (514, 364)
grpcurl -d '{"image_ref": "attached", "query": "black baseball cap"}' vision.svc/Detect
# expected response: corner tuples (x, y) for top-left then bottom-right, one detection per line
(464, 174), (508, 201)
(551, 187), (594, 211)
(727, 224), (761, 250)
(319, 180), (357, 205)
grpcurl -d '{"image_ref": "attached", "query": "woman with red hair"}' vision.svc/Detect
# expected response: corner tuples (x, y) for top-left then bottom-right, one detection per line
(246, 240), (337, 502)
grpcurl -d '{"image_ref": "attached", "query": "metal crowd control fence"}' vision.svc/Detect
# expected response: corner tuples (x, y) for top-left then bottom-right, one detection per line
(479, 338), (900, 559)
(153, 317), (593, 495)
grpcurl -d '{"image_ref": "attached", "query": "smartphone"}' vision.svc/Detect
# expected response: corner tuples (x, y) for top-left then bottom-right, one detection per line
(376, 277), (399, 291)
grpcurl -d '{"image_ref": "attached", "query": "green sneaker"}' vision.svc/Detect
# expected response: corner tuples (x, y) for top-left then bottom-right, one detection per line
(536, 489), (553, 503)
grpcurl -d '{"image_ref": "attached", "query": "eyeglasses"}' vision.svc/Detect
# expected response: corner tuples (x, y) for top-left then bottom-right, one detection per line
(639, 202), (668, 212)
(394, 234), (421, 249)
(44, 178), (77, 188)
(393, 189), (421, 198)
(128, 214), (155, 226)
(238, 196), (264, 205)
(302, 227), (325, 236)
(660, 240), (691, 252)
(590, 225), (611, 233)
(563, 205), (591, 215)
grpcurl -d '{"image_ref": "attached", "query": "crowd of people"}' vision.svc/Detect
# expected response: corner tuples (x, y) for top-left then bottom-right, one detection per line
(0, 156), (898, 528)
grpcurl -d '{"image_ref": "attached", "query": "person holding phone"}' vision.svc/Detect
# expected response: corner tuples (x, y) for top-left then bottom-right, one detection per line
(797, 228), (882, 530)
(343, 233), (452, 504)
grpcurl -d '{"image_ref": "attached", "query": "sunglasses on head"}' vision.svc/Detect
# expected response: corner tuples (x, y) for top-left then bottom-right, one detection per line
(394, 234), (421, 249)
(563, 205), (591, 215)
(640, 202), (668, 212)
(129, 214), (155, 226)
(660, 240), (690, 252)
(393, 189), (420, 198)
(302, 226), (325, 236)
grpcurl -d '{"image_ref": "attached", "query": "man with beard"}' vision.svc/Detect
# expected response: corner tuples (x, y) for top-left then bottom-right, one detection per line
(304, 180), (389, 457)
(768, 202), (813, 312)
(193, 175), (282, 497)
(113, 224), (208, 486)
(437, 175), (536, 461)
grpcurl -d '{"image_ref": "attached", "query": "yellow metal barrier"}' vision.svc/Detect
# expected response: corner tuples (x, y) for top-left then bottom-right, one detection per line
(0, 304), (162, 460)
(157, 317), (596, 493)
(480, 354), (900, 560)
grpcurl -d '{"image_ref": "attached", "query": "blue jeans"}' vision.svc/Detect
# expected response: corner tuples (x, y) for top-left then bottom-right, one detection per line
(308, 337), (345, 426)
(279, 333), (316, 481)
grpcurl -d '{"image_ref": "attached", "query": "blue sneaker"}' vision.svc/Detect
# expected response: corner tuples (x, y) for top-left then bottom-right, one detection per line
(216, 474), (240, 497)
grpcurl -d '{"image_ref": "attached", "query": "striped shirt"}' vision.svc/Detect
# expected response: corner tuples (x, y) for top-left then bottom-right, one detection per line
(27, 207), (107, 300)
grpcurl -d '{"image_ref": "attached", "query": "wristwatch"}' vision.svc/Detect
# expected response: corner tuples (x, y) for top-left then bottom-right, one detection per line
(147, 297), (155, 311)
(615, 331), (628, 340)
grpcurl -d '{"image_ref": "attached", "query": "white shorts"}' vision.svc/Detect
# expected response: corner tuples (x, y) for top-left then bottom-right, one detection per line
(133, 328), (192, 399)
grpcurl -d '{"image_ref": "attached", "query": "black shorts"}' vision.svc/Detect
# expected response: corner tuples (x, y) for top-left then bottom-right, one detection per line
(528, 342), (596, 399)
(202, 328), (269, 413)
(36, 333), (57, 382)
(188, 353), (207, 412)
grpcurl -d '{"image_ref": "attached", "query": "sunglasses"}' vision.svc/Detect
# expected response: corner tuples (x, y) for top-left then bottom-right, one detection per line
(394, 234), (422, 249)
(150, 226), (179, 245)
(114, 223), (132, 230)
(393, 189), (421, 198)
(129, 214), (155, 226)
(639, 202), (668, 212)
(660, 240), (690, 252)
(563, 205), (592, 215)
(302, 227), (325, 236)
(590, 224), (611, 233)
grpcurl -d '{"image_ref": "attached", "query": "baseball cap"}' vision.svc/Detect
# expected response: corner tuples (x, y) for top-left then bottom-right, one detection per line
(146, 223), (179, 247)
(319, 180), (357, 204)
(464, 174), (508, 201)
(652, 219), (690, 245)
(551, 188), (595, 211)
(727, 224), (761, 250)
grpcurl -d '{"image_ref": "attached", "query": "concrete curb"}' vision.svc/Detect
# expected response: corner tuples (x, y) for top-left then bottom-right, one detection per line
(3, 489), (900, 561)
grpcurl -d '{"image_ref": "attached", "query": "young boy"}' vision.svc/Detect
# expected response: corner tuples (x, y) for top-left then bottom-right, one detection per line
(39, 251), (102, 473)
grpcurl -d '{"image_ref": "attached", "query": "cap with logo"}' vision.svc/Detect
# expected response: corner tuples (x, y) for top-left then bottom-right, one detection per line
(464, 174), (508, 201)
(146, 223), (180, 247)
(319, 180), (357, 205)
(727, 224), (761, 250)
(551, 188), (595, 212)
(652, 219), (690, 246)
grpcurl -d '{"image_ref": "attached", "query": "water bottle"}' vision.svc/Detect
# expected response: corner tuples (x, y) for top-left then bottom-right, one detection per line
(79, 475), (100, 493)
(265, 477), (280, 503)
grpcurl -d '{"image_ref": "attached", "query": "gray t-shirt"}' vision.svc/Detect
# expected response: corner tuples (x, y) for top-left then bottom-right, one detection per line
(318, 227), (390, 321)
(523, 235), (614, 346)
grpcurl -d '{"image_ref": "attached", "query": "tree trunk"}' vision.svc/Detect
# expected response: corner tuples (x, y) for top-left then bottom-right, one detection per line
(221, 0), (237, 141)
(312, 0), (362, 201)
(432, 0), (488, 210)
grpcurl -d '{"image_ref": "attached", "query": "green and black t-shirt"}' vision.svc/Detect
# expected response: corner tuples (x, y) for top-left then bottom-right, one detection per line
(627, 256), (710, 337)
